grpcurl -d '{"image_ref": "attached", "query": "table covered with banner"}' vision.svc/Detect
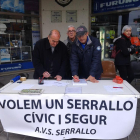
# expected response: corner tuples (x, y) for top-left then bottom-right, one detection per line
(0, 80), (140, 140)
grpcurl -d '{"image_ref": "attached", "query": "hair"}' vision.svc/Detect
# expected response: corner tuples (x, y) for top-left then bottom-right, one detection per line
(49, 30), (61, 37)
(68, 25), (76, 30)
(122, 25), (132, 34)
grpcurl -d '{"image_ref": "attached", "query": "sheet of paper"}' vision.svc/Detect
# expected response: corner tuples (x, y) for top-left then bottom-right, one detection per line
(73, 79), (87, 85)
(104, 85), (123, 92)
(65, 87), (82, 94)
(43, 80), (69, 86)
(13, 84), (34, 90)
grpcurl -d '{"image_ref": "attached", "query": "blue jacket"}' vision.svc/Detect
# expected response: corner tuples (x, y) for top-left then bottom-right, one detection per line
(70, 35), (103, 79)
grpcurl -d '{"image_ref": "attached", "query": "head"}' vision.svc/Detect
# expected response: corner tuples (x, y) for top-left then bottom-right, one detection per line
(67, 25), (76, 40)
(122, 25), (132, 37)
(48, 30), (61, 47)
(76, 25), (88, 44)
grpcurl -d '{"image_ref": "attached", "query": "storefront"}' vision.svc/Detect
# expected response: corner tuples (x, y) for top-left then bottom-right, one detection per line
(0, 0), (40, 76)
(91, 0), (140, 60)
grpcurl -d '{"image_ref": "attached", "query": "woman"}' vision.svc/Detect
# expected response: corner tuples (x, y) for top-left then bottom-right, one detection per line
(114, 25), (135, 83)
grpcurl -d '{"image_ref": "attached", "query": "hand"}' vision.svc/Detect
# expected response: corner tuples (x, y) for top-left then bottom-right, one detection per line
(43, 71), (51, 78)
(72, 75), (80, 82)
(54, 75), (62, 81)
(86, 75), (99, 83)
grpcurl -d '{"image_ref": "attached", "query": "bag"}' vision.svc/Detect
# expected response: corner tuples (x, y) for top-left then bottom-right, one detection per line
(111, 45), (120, 58)
(131, 37), (140, 46)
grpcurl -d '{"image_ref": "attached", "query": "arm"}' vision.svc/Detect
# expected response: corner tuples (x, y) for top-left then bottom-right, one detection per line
(57, 43), (68, 78)
(117, 39), (131, 56)
(89, 39), (102, 78)
(70, 44), (79, 76)
(32, 41), (46, 76)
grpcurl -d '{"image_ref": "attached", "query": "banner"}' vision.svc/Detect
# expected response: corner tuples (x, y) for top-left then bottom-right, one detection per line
(0, 94), (137, 140)
(93, 0), (140, 13)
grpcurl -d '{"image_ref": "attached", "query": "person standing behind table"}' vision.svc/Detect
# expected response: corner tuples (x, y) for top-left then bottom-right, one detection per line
(113, 25), (135, 83)
(70, 25), (103, 83)
(32, 30), (68, 81)
(63, 25), (77, 79)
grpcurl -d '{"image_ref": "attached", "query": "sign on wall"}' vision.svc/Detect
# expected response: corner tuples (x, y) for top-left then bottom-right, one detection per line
(66, 10), (77, 22)
(93, 0), (140, 14)
(51, 11), (62, 23)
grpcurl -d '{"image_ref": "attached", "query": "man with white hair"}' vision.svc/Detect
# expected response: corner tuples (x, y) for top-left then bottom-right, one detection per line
(114, 25), (135, 83)
(63, 25), (77, 79)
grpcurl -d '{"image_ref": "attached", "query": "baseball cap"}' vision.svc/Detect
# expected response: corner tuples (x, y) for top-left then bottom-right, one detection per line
(76, 25), (87, 37)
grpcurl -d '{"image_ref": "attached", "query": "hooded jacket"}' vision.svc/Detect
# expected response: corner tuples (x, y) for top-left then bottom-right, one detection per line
(114, 34), (135, 65)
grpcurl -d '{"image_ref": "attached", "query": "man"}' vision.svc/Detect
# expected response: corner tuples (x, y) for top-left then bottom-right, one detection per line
(70, 25), (103, 83)
(32, 30), (67, 81)
(63, 25), (77, 79)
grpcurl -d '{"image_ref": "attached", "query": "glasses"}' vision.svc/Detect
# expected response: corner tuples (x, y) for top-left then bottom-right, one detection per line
(68, 30), (76, 33)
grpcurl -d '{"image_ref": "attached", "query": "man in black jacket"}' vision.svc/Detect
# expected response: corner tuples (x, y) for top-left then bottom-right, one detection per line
(32, 30), (67, 80)
(70, 25), (103, 83)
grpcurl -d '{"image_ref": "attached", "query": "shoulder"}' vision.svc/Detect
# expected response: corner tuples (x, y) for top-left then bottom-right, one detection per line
(63, 39), (68, 45)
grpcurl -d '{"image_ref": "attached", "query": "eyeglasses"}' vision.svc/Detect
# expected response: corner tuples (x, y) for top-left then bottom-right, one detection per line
(68, 30), (76, 33)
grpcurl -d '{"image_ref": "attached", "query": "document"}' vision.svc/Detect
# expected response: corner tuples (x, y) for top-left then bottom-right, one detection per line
(65, 87), (82, 94)
(104, 85), (123, 92)
(44, 80), (69, 86)
(13, 84), (34, 90)
(72, 79), (87, 85)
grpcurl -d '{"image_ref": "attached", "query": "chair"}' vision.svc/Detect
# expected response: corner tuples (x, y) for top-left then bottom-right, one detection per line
(130, 60), (140, 85)
(101, 61), (116, 79)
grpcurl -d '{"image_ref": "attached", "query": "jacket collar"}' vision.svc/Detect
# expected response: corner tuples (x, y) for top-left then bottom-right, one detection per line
(76, 36), (92, 46)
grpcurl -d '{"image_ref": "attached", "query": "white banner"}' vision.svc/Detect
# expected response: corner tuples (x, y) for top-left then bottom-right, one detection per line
(0, 94), (137, 140)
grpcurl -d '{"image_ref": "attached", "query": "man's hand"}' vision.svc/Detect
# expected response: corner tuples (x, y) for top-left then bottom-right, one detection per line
(86, 75), (99, 83)
(43, 71), (51, 78)
(54, 75), (62, 81)
(72, 75), (80, 82)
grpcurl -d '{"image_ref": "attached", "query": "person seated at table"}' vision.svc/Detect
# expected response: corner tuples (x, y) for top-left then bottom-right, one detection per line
(32, 29), (68, 81)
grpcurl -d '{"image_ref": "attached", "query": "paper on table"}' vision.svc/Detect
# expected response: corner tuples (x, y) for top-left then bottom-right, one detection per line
(104, 85), (123, 92)
(44, 80), (68, 86)
(13, 84), (34, 90)
(73, 79), (87, 85)
(65, 87), (82, 94)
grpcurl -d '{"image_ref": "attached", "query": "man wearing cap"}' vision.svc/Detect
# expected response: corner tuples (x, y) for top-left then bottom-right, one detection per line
(63, 25), (77, 79)
(70, 25), (103, 83)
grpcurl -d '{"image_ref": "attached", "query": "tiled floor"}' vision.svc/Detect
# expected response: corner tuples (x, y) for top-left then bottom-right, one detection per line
(0, 73), (140, 140)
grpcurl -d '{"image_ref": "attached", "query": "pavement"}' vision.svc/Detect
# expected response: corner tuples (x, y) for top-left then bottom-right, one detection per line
(0, 72), (140, 140)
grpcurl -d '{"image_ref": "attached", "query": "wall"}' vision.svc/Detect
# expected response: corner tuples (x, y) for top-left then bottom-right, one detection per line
(40, 0), (90, 41)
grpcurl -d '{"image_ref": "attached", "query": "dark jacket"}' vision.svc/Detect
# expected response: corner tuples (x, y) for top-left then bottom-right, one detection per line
(70, 35), (103, 79)
(63, 37), (77, 79)
(114, 34), (135, 65)
(32, 38), (68, 79)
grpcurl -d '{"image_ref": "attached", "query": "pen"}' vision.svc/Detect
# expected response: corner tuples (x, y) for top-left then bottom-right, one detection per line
(72, 76), (79, 80)
(113, 87), (123, 88)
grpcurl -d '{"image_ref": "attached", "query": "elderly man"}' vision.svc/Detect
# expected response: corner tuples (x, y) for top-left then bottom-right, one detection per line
(70, 25), (103, 83)
(63, 25), (77, 79)
(32, 30), (67, 81)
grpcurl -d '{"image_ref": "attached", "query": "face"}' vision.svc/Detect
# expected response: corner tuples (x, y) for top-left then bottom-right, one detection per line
(67, 27), (76, 39)
(77, 32), (88, 44)
(124, 29), (131, 37)
(48, 34), (60, 47)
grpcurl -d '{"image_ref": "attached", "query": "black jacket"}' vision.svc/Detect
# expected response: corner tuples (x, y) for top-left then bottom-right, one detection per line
(115, 34), (135, 65)
(70, 35), (103, 79)
(32, 38), (68, 79)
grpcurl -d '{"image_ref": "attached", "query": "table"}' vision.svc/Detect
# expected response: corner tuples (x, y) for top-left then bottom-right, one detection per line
(0, 80), (139, 140)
